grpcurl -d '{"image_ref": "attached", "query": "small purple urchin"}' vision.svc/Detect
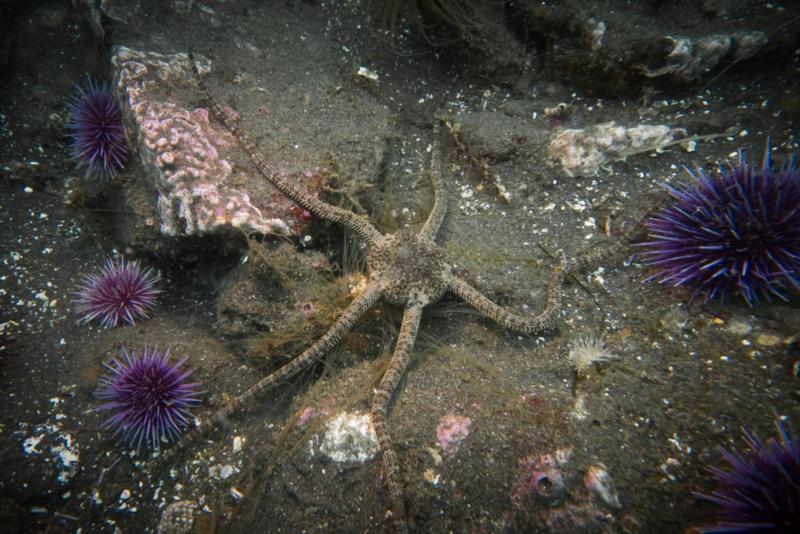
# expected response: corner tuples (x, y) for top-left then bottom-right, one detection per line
(638, 146), (800, 306)
(66, 77), (128, 178)
(699, 419), (800, 533)
(75, 258), (161, 328)
(96, 346), (203, 449)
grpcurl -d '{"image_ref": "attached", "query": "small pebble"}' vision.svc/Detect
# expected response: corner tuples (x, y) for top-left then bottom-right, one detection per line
(756, 333), (781, 347)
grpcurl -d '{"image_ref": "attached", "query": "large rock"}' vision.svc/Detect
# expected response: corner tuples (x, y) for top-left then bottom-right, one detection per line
(112, 46), (317, 238)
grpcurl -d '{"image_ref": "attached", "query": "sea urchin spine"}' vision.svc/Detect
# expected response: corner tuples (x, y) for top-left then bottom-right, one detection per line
(96, 346), (203, 449)
(66, 77), (128, 178)
(699, 418), (800, 533)
(75, 258), (160, 328)
(638, 146), (800, 306)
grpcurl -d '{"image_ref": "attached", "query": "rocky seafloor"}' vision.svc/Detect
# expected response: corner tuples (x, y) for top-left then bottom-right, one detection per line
(1, 1), (799, 532)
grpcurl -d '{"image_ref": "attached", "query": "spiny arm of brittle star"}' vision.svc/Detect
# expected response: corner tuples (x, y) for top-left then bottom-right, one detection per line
(370, 304), (423, 534)
(165, 283), (383, 457)
(207, 282), (382, 425)
(447, 258), (565, 334)
(420, 121), (446, 241)
(568, 203), (654, 274)
(567, 238), (628, 274)
(188, 53), (383, 247)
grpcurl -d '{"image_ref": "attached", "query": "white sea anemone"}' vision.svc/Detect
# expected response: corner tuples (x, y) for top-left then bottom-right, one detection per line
(568, 335), (617, 377)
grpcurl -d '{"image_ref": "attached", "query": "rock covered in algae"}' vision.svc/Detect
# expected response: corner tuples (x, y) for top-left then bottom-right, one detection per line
(111, 46), (319, 237)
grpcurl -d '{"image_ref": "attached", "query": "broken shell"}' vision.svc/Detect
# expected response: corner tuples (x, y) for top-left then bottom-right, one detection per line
(356, 66), (379, 82)
(584, 465), (621, 509)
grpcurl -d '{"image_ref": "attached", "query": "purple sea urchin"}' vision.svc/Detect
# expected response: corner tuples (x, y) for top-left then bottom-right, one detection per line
(700, 418), (800, 533)
(66, 78), (128, 178)
(96, 346), (203, 449)
(75, 258), (160, 328)
(638, 147), (800, 306)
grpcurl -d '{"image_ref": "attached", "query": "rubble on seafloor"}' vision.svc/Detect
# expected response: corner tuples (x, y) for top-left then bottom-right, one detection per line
(547, 121), (686, 177)
(436, 413), (472, 454)
(508, 448), (625, 532)
(640, 31), (768, 82)
(156, 500), (196, 534)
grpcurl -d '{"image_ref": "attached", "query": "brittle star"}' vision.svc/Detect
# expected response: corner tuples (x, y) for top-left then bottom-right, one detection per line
(187, 53), (627, 532)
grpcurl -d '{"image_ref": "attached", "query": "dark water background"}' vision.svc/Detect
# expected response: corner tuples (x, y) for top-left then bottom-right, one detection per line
(1, 1), (798, 532)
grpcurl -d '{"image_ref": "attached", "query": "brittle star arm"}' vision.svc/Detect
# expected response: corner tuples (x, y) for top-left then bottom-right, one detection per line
(568, 235), (631, 274)
(446, 258), (566, 334)
(204, 282), (383, 427)
(370, 304), (423, 534)
(188, 54), (383, 247)
(420, 121), (446, 241)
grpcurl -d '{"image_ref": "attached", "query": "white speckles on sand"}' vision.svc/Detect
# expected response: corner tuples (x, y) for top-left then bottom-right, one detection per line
(53, 432), (80, 483)
(23, 434), (45, 455)
(20, 413), (80, 484)
(208, 464), (239, 480)
(571, 392), (588, 420)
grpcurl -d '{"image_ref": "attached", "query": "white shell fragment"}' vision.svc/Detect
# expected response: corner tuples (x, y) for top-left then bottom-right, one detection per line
(584, 465), (621, 510)
(312, 411), (378, 463)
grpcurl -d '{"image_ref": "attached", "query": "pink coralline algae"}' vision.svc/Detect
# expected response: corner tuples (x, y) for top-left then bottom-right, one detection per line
(296, 406), (318, 428)
(111, 46), (317, 237)
(295, 397), (336, 429)
(436, 414), (472, 453)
